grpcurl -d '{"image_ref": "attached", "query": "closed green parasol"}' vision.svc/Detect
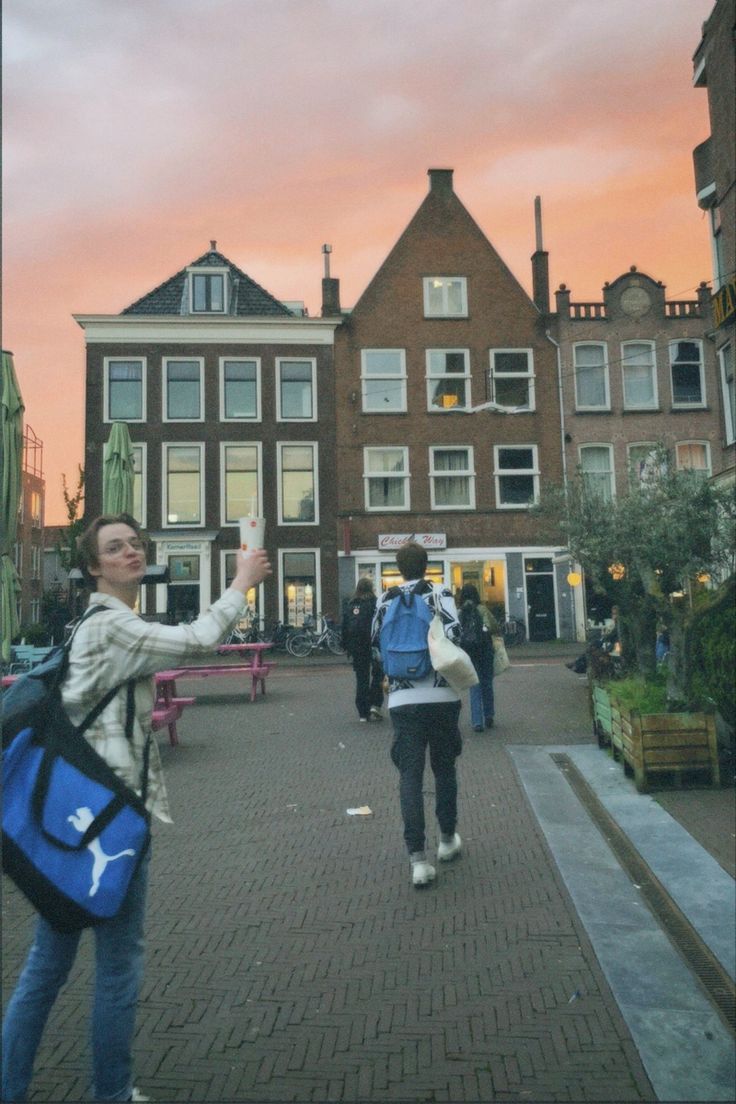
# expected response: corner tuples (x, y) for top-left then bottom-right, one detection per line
(1, 350), (24, 663)
(102, 421), (135, 516)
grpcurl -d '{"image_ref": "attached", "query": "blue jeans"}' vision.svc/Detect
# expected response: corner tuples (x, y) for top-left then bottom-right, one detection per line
(390, 701), (462, 855)
(2, 848), (150, 1103)
(469, 644), (494, 728)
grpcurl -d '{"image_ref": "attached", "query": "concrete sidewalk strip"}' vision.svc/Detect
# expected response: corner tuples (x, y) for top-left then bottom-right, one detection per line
(509, 745), (735, 1103)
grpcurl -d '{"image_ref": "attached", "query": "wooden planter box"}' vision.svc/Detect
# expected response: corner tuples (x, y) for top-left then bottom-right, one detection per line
(591, 683), (613, 749)
(615, 705), (720, 793)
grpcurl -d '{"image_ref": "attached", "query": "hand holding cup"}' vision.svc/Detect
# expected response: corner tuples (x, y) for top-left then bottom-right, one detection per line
(232, 548), (272, 594)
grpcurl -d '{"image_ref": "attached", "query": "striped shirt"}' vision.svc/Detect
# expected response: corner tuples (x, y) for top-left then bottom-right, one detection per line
(62, 588), (246, 824)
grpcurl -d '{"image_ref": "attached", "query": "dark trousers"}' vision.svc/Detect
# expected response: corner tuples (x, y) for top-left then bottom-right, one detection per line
(352, 651), (384, 719)
(389, 701), (462, 855)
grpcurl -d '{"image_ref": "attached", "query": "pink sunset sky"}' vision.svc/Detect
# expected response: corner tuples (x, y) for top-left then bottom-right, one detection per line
(3, 0), (716, 525)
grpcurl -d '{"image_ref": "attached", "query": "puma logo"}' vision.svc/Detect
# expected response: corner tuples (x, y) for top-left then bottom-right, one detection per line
(67, 807), (136, 897)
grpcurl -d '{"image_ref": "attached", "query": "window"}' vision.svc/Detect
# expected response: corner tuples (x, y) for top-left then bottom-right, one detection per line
(30, 492), (41, 527)
(278, 443), (317, 524)
(282, 550), (319, 627)
(627, 443), (658, 487)
(164, 358), (204, 421)
(13, 543), (22, 573)
(131, 444), (146, 526)
(31, 545), (41, 579)
(494, 446), (539, 508)
(573, 344), (609, 409)
(429, 447), (475, 509)
(364, 447), (410, 511)
(30, 598), (40, 623)
(163, 444), (204, 526)
(221, 358), (260, 420)
(105, 358), (145, 422)
(277, 359), (316, 421)
(189, 271), (226, 313)
(580, 445), (615, 500)
(670, 341), (705, 407)
(676, 441), (711, 477)
(720, 342), (735, 445)
(423, 277), (467, 318)
(222, 444), (261, 524)
(622, 342), (657, 409)
(223, 552), (261, 616)
(426, 349), (469, 410)
(361, 350), (407, 413)
(490, 350), (535, 410)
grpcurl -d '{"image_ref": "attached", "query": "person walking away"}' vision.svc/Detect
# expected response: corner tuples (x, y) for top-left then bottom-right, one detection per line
(2, 513), (271, 1104)
(341, 577), (384, 722)
(457, 583), (498, 732)
(372, 541), (462, 888)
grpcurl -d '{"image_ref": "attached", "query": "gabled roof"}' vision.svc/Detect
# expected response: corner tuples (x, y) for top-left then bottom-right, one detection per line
(121, 248), (293, 316)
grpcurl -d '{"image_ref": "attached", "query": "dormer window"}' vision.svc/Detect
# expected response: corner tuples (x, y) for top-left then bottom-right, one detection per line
(188, 268), (228, 313)
(423, 276), (467, 317)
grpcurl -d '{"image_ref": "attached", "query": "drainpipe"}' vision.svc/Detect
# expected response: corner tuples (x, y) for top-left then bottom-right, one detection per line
(545, 329), (567, 494)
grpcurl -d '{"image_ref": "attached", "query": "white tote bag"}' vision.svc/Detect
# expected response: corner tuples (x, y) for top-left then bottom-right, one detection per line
(427, 593), (478, 693)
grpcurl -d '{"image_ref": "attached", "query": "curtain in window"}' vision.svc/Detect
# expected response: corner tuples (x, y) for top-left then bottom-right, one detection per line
(581, 447), (613, 501)
(622, 346), (655, 406)
(575, 346), (606, 407)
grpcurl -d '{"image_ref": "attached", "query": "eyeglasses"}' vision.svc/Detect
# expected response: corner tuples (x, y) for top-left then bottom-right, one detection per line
(100, 537), (147, 557)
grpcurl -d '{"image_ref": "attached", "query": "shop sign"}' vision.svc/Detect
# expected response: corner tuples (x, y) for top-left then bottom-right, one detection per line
(377, 533), (447, 551)
(712, 275), (736, 329)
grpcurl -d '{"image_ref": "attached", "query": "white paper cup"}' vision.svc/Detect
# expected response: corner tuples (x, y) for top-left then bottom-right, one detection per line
(239, 516), (265, 551)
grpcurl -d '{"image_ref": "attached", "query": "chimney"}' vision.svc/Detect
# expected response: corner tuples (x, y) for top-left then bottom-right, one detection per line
(428, 168), (454, 196)
(321, 244), (341, 316)
(531, 196), (550, 315)
(210, 240), (217, 252)
(555, 284), (571, 318)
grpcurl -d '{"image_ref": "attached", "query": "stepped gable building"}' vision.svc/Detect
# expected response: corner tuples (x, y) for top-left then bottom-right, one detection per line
(76, 244), (341, 628)
(554, 268), (725, 496)
(332, 168), (576, 642)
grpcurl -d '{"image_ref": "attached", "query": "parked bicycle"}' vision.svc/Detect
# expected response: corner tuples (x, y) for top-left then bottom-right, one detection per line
(286, 614), (345, 657)
(225, 608), (263, 645)
(501, 617), (527, 647)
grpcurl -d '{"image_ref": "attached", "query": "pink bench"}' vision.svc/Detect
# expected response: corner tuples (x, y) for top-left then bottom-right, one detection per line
(151, 696), (196, 747)
(171, 662), (273, 703)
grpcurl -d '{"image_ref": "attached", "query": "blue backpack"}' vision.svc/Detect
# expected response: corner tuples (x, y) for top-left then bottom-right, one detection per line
(380, 583), (434, 680)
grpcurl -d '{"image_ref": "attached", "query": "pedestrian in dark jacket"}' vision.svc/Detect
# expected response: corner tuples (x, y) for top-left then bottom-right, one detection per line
(458, 583), (498, 731)
(342, 577), (384, 722)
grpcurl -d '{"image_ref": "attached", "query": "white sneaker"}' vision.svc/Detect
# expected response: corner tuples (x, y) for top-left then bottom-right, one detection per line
(130, 1091), (153, 1103)
(370, 707), (383, 720)
(437, 833), (462, 862)
(411, 860), (436, 886)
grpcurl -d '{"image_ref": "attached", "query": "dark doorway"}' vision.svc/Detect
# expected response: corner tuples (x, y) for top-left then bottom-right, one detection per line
(167, 583), (199, 623)
(526, 561), (556, 641)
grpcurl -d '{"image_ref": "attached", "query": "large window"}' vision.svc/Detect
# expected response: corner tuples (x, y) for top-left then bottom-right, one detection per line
(676, 441), (711, 477)
(278, 443), (317, 524)
(573, 344), (609, 410)
(221, 358), (260, 420)
(222, 444), (260, 524)
(164, 358), (204, 421)
(282, 550), (318, 627)
(490, 350), (535, 410)
(720, 342), (735, 445)
(189, 270), (227, 313)
(364, 447), (410, 511)
(105, 358), (145, 422)
(622, 342), (657, 409)
(494, 446), (539, 508)
(627, 443), (658, 488)
(361, 350), (407, 413)
(423, 276), (467, 317)
(580, 444), (615, 500)
(277, 359), (316, 421)
(164, 444), (203, 526)
(429, 447), (474, 509)
(426, 349), (469, 410)
(670, 341), (705, 407)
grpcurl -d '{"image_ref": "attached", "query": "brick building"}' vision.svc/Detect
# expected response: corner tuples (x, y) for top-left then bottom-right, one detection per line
(692, 0), (736, 485)
(333, 169), (576, 641)
(14, 424), (45, 629)
(76, 246), (341, 627)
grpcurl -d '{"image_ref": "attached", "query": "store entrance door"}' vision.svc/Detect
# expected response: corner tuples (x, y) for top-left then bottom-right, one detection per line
(525, 560), (556, 641)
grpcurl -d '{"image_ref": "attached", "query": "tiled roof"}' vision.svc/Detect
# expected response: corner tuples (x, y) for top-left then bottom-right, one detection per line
(121, 249), (293, 316)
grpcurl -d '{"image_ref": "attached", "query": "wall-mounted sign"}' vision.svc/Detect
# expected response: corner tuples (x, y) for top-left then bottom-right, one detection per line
(377, 533), (447, 551)
(712, 275), (736, 330)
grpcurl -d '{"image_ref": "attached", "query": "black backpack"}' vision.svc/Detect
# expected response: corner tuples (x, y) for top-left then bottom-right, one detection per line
(341, 597), (375, 653)
(459, 602), (485, 652)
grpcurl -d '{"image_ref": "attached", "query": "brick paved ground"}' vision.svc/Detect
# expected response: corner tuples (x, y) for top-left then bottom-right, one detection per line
(3, 657), (667, 1101)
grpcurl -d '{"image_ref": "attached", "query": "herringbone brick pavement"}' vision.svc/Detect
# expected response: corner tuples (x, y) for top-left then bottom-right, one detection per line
(3, 660), (656, 1102)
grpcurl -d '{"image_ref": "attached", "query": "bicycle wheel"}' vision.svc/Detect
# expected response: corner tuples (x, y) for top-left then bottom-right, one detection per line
(287, 631), (313, 657)
(326, 630), (345, 656)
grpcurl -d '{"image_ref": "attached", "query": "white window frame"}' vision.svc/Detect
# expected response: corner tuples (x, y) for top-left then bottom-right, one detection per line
(276, 358), (317, 422)
(675, 440), (712, 477)
(423, 276), (468, 318)
(573, 342), (610, 411)
(220, 441), (263, 526)
(31, 545), (41, 579)
(580, 443), (616, 500)
(493, 445), (539, 510)
(219, 357), (262, 422)
(669, 340), (706, 409)
(103, 357), (146, 423)
(162, 357), (205, 423)
(621, 341), (658, 410)
(162, 442), (205, 528)
(130, 442), (147, 528)
(279, 547), (322, 627)
(187, 267), (228, 314)
(360, 349), (407, 413)
(429, 446), (476, 510)
(363, 446), (411, 512)
(277, 441), (319, 526)
(719, 341), (735, 445)
(627, 441), (658, 488)
(489, 349), (536, 412)
(426, 349), (470, 412)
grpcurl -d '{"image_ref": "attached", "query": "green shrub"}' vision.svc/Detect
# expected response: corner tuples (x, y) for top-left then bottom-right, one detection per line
(13, 622), (50, 647)
(606, 673), (667, 715)
(686, 578), (735, 729)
